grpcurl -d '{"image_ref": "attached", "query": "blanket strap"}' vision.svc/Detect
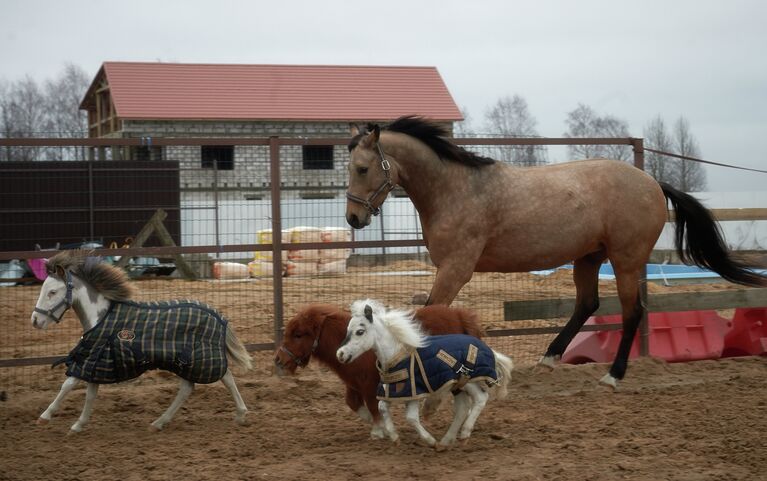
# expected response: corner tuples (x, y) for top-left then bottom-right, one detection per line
(436, 344), (479, 393)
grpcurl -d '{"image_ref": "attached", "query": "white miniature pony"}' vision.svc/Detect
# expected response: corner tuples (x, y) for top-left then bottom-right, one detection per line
(31, 250), (252, 433)
(336, 299), (513, 449)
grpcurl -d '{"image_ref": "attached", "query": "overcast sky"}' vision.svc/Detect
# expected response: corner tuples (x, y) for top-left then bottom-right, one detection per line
(2, 0), (765, 192)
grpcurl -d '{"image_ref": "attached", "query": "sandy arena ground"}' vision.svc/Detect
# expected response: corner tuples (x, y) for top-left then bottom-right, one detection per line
(0, 355), (765, 481)
(1, 262), (765, 480)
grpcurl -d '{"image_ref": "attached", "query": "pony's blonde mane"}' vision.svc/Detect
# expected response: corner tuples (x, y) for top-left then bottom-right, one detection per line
(46, 250), (136, 301)
(351, 299), (427, 349)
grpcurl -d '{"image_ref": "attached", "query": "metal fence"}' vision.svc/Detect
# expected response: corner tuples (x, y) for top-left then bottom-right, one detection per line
(1, 135), (762, 390)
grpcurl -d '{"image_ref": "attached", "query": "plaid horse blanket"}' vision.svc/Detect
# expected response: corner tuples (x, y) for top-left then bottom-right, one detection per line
(59, 300), (229, 384)
(376, 334), (498, 401)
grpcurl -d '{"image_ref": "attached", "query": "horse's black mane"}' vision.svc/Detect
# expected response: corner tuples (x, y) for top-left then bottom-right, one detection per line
(348, 115), (495, 168)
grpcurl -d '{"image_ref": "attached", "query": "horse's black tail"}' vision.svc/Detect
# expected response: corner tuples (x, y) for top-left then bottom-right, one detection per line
(661, 182), (767, 287)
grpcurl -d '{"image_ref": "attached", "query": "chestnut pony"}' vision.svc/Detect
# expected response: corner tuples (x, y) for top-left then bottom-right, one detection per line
(274, 303), (484, 438)
(346, 116), (767, 390)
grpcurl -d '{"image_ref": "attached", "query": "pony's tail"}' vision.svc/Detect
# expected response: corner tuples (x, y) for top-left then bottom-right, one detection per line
(225, 325), (253, 371)
(490, 351), (514, 401)
(456, 307), (487, 338)
(661, 182), (767, 287)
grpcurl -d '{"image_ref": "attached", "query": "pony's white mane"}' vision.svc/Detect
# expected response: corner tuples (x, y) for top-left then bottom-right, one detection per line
(350, 299), (427, 349)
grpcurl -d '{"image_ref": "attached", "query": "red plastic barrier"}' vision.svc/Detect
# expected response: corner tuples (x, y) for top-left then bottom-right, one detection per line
(562, 310), (730, 364)
(722, 308), (767, 357)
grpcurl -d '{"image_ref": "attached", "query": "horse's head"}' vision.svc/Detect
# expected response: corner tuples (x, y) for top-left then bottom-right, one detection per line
(345, 124), (399, 229)
(336, 299), (383, 364)
(274, 305), (339, 376)
(31, 265), (74, 330)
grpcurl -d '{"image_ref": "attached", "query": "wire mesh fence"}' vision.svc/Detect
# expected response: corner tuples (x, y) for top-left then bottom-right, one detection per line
(2, 134), (755, 393)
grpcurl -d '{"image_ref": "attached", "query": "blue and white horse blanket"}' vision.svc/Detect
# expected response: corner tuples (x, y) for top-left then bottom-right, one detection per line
(59, 300), (229, 384)
(376, 334), (498, 401)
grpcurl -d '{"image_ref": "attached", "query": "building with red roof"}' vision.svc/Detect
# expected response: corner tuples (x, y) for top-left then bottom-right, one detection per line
(79, 61), (462, 201)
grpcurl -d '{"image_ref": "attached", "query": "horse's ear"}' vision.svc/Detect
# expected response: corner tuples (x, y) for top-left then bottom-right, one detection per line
(349, 123), (361, 136)
(55, 265), (66, 278)
(364, 305), (373, 323)
(360, 125), (380, 149)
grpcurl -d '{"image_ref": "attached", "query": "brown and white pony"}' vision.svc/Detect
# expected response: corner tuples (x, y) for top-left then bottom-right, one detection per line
(273, 303), (485, 438)
(345, 116), (767, 389)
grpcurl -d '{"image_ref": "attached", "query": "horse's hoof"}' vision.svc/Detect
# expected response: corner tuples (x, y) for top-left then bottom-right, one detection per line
(435, 443), (450, 452)
(36, 417), (50, 426)
(537, 355), (559, 371)
(598, 373), (619, 391)
(67, 427), (82, 436)
(235, 417), (250, 427)
(148, 423), (163, 432)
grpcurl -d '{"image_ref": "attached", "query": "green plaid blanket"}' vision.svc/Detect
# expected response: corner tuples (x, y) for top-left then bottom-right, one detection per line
(61, 300), (229, 384)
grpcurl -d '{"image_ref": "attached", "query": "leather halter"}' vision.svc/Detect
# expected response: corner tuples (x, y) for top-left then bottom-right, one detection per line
(278, 323), (324, 368)
(346, 142), (397, 217)
(34, 270), (74, 324)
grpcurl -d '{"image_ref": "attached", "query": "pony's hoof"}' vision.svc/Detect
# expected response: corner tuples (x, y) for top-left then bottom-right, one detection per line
(67, 427), (82, 436)
(537, 355), (559, 371)
(435, 443), (450, 452)
(36, 417), (50, 426)
(598, 373), (619, 391)
(235, 417), (250, 427)
(148, 423), (163, 432)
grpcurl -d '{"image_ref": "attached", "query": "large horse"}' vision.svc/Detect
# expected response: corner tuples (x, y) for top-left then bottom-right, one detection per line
(30, 250), (252, 433)
(345, 116), (767, 389)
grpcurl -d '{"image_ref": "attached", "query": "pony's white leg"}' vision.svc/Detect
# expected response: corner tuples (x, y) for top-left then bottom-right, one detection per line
(458, 383), (489, 441)
(405, 400), (436, 447)
(150, 379), (194, 431)
(355, 406), (385, 439)
(437, 392), (471, 449)
(220, 370), (248, 425)
(69, 382), (99, 433)
(378, 400), (399, 443)
(38, 376), (81, 424)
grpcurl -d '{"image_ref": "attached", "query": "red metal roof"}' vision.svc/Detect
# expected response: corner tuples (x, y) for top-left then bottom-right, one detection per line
(82, 62), (462, 122)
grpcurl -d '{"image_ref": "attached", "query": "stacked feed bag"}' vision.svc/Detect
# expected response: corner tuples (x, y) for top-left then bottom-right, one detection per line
(250, 229), (289, 277)
(212, 261), (249, 279)
(286, 226), (322, 276)
(319, 227), (352, 275)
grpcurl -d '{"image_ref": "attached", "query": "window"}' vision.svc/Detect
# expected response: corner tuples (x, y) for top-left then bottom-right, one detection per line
(133, 146), (163, 161)
(302, 145), (334, 170)
(201, 146), (234, 170)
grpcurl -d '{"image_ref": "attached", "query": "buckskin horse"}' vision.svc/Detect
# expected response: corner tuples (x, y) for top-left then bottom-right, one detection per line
(345, 115), (767, 389)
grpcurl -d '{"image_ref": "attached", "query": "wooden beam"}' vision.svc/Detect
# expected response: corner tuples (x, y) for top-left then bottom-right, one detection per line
(504, 288), (767, 321)
(115, 209), (197, 279)
(668, 208), (767, 222)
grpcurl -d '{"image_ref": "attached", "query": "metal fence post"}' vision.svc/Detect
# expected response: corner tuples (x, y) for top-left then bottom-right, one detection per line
(632, 138), (649, 357)
(269, 137), (284, 345)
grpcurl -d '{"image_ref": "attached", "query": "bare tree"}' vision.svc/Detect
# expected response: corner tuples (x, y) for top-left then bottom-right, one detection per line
(44, 63), (89, 137)
(0, 76), (47, 160)
(644, 115), (676, 184)
(484, 95), (547, 166)
(672, 117), (707, 192)
(0, 64), (89, 161)
(564, 104), (631, 161)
